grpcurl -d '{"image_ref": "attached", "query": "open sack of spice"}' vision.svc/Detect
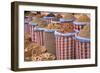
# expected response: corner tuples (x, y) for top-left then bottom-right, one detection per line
(55, 23), (76, 60)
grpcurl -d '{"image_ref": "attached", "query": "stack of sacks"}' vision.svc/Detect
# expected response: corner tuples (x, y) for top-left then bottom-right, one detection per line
(24, 11), (91, 61)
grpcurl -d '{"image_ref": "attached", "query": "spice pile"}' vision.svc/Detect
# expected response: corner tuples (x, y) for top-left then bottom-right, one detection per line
(58, 23), (74, 33)
(24, 32), (55, 61)
(75, 14), (90, 22)
(78, 25), (90, 38)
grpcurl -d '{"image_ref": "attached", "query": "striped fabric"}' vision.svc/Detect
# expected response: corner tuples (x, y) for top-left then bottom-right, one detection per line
(43, 32), (56, 55)
(30, 25), (37, 42)
(75, 39), (90, 59)
(44, 18), (54, 24)
(24, 23), (30, 33)
(74, 25), (84, 31)
(34, 30), (44, 46)
(55, 35), (75, 60)
(24, 17), (32, 33)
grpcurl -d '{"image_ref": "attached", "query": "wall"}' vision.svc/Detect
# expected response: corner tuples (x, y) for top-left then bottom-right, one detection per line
(0, 0), (99, 73)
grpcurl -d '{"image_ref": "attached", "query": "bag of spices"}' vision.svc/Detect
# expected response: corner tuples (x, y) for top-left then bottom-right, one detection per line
(73, 14), (90, 32)
(29, 22), (37, 42)
(43, 28), (56, 55)
(55, 30), (75, 60)
(33, 27), (45, 46)
(75, 25), (90, 59)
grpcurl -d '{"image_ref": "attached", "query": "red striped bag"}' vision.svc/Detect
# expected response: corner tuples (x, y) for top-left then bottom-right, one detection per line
(75, 36), (90, 59)
(55, 31), (75, 60)
(24, 16), (32, 33)
(24, 23), (30, 33)
(43, 17), (55, 24)
(34, 27), (44, 46)
(30, 22), (37, 42)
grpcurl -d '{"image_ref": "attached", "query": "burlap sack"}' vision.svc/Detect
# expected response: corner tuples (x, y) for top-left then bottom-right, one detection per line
(43, 30), (56, 55)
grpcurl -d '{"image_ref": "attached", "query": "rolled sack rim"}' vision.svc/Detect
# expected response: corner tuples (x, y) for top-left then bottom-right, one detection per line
(55, 31), (76, 37)
(51, 21), (61, 23)
(43, 28), (57, 32)
(43, 16), (55, 19)
(74, 29), (80, 33)
(59, 18), (74, 22)
(29, 22), (37, 26)
(75, 36), (90, 42)
(25, 16), (29, 18)
(34, 27), (45, 31)
(73, 21), (90, 25)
